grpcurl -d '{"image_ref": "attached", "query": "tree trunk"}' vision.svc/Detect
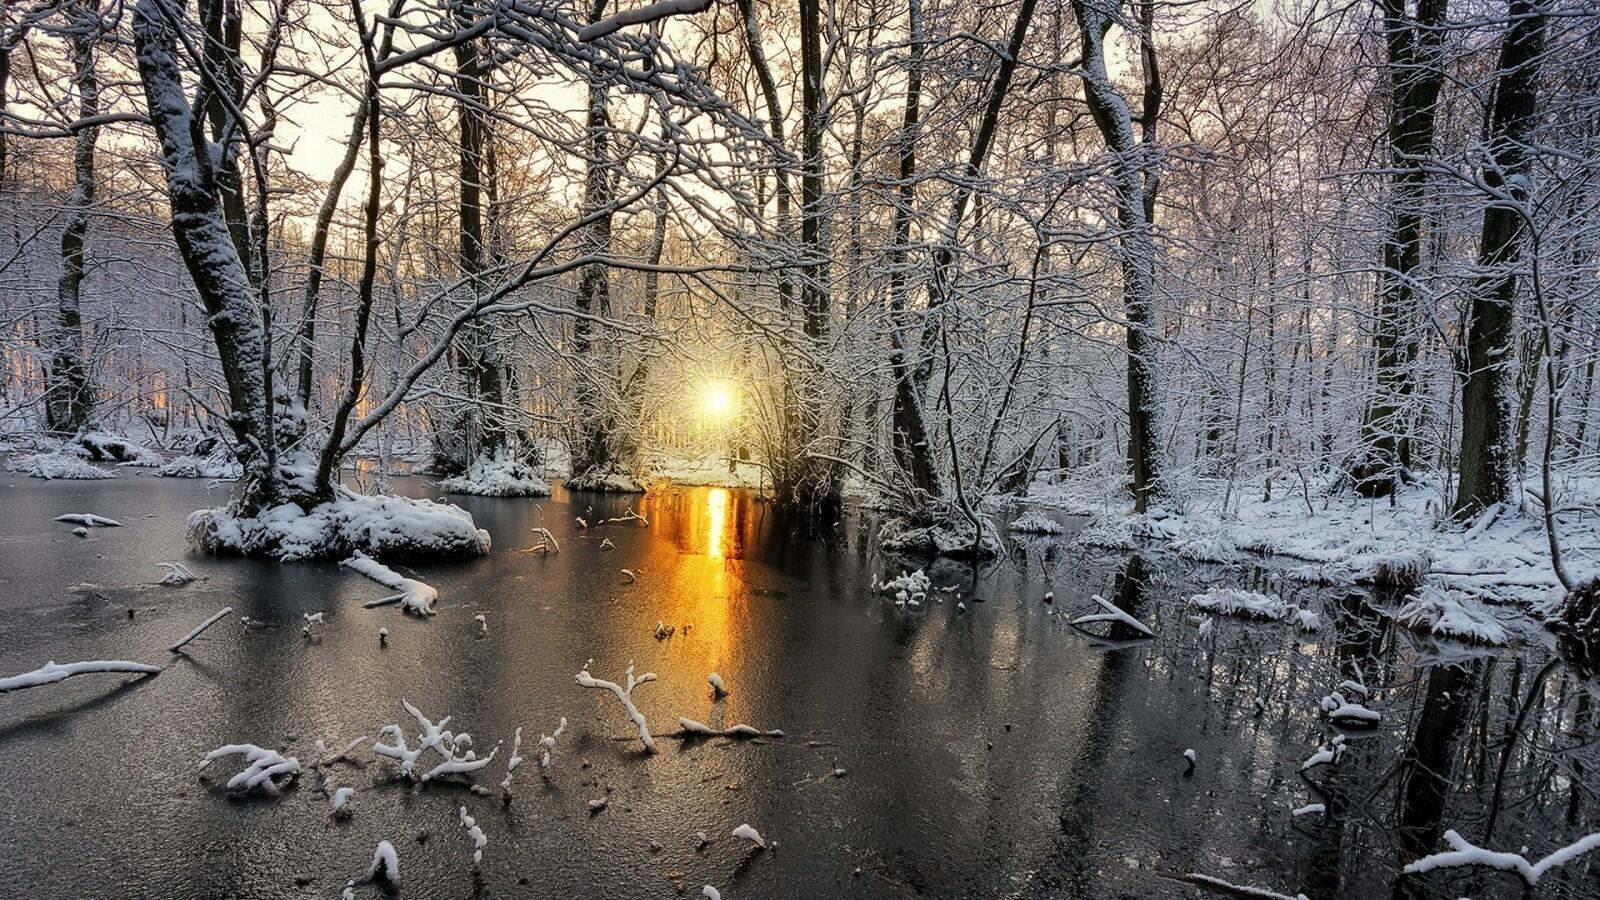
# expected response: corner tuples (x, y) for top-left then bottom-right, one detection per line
(44, 0), (102, 436)
(1455, 0), (1546, 517)
(1071, 0), (1166, 513)
(1355, 0), (1448, 495)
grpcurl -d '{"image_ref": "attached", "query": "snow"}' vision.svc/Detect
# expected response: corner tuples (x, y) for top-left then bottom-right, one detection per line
(708, 672), (727, 697)
(436, 449), (551, 497)
(576, 661), (658, 752)
(8, 451), (115, 479)
(54, 513), (122, 527)
(342, 552), (438, 615)
(879, 515), (1002, 560)
(1300, 735), (1346, 771)
(1403, 828), (1600, 885)
(501, 727), (525, 797)
(1174, 873), (1308, 900)
(332, 787), (355, 815)
(199, 743), (301, 795)
(1393, 584), (1509, 645)
(702, 887), (722, 900)
(169, 607), (233, 651)
(366, 840), (399, 885)
(538, 716), (567, 772)
(188, 492), (490, 562)
(1189, 588), (1321, 631)
(0, 659), (161, 692)
(1291, 803), (1325, 816)
(731, 823), (766, 848)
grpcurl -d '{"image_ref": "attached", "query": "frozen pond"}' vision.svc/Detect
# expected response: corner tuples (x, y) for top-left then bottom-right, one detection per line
(0, 474), (1593, 899)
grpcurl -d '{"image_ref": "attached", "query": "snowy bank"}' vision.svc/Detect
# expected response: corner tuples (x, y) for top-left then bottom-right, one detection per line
(436, 450), (551, 497)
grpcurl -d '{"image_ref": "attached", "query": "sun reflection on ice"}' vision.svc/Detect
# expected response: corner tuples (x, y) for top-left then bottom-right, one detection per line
(706, 487), (728, 559)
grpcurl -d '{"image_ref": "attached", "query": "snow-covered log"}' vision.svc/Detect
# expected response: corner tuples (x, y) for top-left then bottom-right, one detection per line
(54, 513), (122, 527)
(8, 452), (115, 480)
(0, 659), (160, 693)
(343, 552), (438, 615)
(1393, 585), (1508, 645)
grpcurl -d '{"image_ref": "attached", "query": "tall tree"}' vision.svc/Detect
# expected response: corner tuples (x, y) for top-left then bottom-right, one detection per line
(43, 0), (102, 435)
(1456, 0), (1549, 516)
(1071, 0), (1166, 512)
(1351, 0), (1448, 495)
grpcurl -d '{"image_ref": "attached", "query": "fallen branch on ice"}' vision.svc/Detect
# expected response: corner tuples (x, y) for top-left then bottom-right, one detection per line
(54, 513), (123, 527)
(169, 607), (234, 652)
(156, 562), (199, 585)
(459, 806), (487, 868)
(199, 743), (301, 795)
(576, 660), (657, 752)
(1402, 828), (1600, 886)
(1069, 594), (1155, 638)
(673, 717), (784, 739)
(1164, 872), (1308, 900)
(0, 659), (160, 693)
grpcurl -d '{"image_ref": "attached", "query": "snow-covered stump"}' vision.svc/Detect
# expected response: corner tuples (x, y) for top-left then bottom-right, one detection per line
(576, 661), (657, 752)
(186, 492), (490, 562)
(199, 744), (301, 796)
(1393, 585), (1508, 645)
(564, 465), (646, 493)
(436, 450), (552, 497)
(0, 659), (160, 693)
(76, 431), (162, 466)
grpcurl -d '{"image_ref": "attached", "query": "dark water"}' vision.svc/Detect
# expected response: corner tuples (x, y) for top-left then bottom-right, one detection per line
(0, 473), (1595, 899)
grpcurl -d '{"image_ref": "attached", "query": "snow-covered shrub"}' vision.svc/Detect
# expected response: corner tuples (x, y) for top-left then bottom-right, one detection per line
(77, 431), (162, 466)
(1393, 585), (1507, 646)
(156, 562), (199, 586)
(878, 515), (1001, 560)
(566, 465), (645, 493)
(187, 492), (490, 561)
(156, 449), (242, 479)
(1008, 511), (1064, 535)
(1075, 514), (1135, 550)
(436, 449), (551, 497)
(876, 569), (931, 607)
(199, 744), (300, 795)
(1171, 525), (1239, 564)
(6, 451), (114, 479)
(1189, 588), (1322, 631)
(1365, 548), (1430, 590)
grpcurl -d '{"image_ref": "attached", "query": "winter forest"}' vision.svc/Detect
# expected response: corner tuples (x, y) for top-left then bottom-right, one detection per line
(4, 0), (1600, 896)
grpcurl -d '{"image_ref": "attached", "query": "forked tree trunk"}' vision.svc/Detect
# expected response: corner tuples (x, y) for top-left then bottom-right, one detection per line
(1071, 0), (1166, 513)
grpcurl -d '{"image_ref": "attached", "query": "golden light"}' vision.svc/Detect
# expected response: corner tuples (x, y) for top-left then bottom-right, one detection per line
(700, 380), (737, 420)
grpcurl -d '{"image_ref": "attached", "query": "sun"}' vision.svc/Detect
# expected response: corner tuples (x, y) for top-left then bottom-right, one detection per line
(701, 381), (737, 419)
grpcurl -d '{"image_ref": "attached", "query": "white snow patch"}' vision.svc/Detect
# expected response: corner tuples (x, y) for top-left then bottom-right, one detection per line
(0, 659), (160, 693)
